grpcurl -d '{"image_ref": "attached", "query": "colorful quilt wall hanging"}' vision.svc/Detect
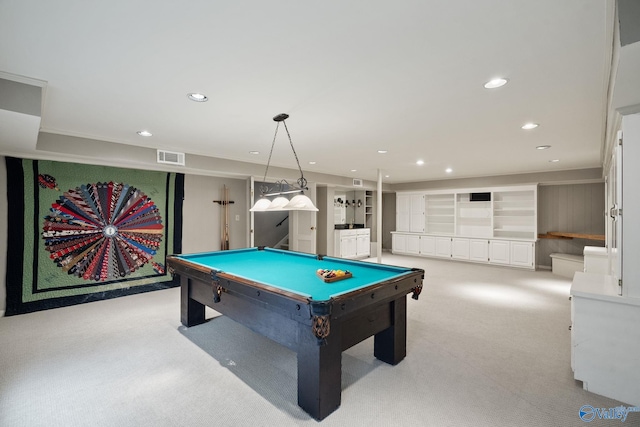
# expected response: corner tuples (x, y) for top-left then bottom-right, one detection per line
(4, 157), (184, 315)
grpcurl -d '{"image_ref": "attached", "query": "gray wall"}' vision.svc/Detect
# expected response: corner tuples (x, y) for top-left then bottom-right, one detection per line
(36, 132), (387, 193)
(182, 175), (248, 253)
(537, 183), (606, 268)
(382, 192), (396, 250)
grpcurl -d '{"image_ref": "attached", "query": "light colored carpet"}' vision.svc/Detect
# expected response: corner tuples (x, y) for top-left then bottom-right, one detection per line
(0, 254), (635, 426)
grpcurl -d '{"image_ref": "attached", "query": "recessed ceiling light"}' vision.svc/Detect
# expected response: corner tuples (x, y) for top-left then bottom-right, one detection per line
(249, 151), (259, 155)
(416, 160), (424, 166)
(536, 145), (551, 150)
(445, 168), (453, 173)
(377, 150), (388, 154)
(484, 78), (508, 89)
(187, 93), (208, 102)
(522, 123), (539, 130)
(309, 161), (316, 165)
(385, 175), (390, 178)
(350, 169), (357, 172)
(549, 159), (560, 163)
(137, 130), (152, 137)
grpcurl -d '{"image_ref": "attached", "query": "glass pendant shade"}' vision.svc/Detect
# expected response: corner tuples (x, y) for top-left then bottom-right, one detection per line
(266, 196), (290, 211)
(249, 198), (272, 212)
(284, 194), (318, 211)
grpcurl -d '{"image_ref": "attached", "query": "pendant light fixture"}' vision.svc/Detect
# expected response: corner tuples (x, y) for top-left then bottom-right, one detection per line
(250, 114), (318, 212)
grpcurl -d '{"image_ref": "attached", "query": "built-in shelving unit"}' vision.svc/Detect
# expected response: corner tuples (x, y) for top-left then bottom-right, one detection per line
(425, 193), (455, 234)
(365, 190), (373, 228)
(455, 193), (491, 237)
(492, 190), (536, 240)
(393, 185), (537, 269)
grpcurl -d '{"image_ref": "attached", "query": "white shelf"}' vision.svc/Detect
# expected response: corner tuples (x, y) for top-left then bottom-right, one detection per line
(425, 193), (455, 234)
(492, 189), (536, 240)
(455, 193), (492, 236)
(365, 190), (374, 229)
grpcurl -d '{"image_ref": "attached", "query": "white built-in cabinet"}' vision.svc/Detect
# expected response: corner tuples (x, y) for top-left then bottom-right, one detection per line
(489, 240), (510, 265)
(451, 238), (490, 262)
(510, 240), (535, 267)
(335, 228), (370, 259)
(393, 185), (537, 269)
(396, 193), (425, 233)
(567, 113), (640, 406)
(451, 238), (470, 260)
(419, 235), (435, 255)
(425, 194), (455, 234)
(469, 239), (490, 262)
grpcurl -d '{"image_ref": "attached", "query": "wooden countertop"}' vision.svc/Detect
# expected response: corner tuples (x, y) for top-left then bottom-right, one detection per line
(538, 231), (605, 241)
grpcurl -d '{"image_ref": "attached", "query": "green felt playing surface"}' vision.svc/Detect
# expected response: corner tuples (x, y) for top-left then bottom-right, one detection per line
(175, 247), (411, 301)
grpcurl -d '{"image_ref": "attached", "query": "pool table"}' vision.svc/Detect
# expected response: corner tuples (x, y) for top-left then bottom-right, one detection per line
(166, 247), (424, 420)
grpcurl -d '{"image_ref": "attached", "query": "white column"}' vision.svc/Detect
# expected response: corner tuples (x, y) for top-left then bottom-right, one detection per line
(377, 168), (383, 264)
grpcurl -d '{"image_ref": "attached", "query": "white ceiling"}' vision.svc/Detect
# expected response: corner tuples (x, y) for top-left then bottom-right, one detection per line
(0, 0), (615, 184)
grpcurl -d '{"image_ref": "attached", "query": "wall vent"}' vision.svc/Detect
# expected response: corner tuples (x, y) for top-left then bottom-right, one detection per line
(157, 150), (185, 166)
(353, 178), (363, 187)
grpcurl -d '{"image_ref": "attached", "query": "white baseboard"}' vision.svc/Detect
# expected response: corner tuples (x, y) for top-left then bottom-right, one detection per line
(0, 310), (5, 317)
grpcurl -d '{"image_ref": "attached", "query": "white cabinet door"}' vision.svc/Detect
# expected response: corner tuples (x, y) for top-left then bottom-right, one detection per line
(356, 233), (370, 257)
(452, 238), (470, 260)
(339, 237), (349, 257)
(335, 230), (357, 258)
(345, 236), (357, 258)
(435, 237), (452, 258)
(392, 233), (407, 254)
(489, 240), (510, 265)
(396, 195), (411, 232)
(510, 241), (534, 267)
(419, 235), (436, 256)
(406, 234), (420, 255)
(409, 194), (425, 232)
(469, 239), (489, 262)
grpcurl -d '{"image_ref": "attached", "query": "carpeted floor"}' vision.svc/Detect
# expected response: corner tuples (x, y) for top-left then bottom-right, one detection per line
(0, 254), (636, 426)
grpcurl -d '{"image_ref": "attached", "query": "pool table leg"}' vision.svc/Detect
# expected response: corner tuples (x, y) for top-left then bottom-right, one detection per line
(373, 295), (407, 365)
(180, 276), (206, 327)
(297, 320), (342, 420)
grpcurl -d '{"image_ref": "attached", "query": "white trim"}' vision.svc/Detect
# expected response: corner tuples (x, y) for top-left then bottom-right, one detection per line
(538, 179), (604, 186)
(396, 183), (538, 196)
(0, 71), (47, 87)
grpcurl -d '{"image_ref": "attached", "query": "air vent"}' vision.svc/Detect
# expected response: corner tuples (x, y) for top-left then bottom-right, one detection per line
(353, 178), (363, 187)
(157, 150), (185, 166)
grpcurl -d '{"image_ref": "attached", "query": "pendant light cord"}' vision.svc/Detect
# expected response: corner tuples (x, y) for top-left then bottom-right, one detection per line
(260, 116), (308, 193)
(281, 120), (308, 189)
(261, 122), (280, 184)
